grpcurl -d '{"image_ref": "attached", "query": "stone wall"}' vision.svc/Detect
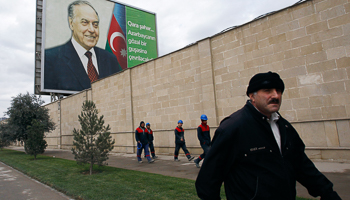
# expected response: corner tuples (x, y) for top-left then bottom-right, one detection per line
(45, 0), (350, 160)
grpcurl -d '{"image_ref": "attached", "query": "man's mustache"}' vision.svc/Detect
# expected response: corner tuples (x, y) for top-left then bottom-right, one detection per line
(268, 98), (279, 104)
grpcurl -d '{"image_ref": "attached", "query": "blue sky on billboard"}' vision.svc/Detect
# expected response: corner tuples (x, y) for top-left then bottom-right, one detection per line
(0, 0), (300, 116)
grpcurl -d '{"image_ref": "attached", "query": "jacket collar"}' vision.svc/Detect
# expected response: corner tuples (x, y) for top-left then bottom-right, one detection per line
(201, 123), (208, 127)
(245, 100), (281, 121)
(246, 100), (289, 154)
(246, 100), (269, 121)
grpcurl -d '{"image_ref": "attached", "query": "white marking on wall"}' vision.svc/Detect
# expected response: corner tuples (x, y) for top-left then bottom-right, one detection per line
(298, 74), (322, 85)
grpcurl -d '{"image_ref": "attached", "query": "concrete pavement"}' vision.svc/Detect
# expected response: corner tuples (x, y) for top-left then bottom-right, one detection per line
(0, 161), (73, 200)
(295, 161), (350, 199)
(5, 147), (350, 199)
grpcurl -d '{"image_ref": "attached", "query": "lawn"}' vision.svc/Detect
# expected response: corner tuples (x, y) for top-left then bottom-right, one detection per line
(0, 149), (313, 200)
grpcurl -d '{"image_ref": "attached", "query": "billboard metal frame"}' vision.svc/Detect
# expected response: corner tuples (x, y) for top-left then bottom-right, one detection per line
(34, 0), (158, 97)
(34, 0), (46, 95)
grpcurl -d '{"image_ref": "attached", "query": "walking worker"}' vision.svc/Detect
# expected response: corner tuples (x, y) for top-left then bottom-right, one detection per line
(174, 120), (194, 162)
(194, 114), (211, 168)
(135, 121), (154, 163)
(196, 72), (341, 200)
(146, 123), (158, 159)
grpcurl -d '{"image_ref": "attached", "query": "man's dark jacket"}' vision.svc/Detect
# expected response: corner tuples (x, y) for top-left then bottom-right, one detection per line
(135, 127), (149, 145)
(195, 101), (340, 200)
(44, 41), (121, 92)
(197, 124), (211, 145)
(147, 128), (154, 142)
(175, 127), (185, 144)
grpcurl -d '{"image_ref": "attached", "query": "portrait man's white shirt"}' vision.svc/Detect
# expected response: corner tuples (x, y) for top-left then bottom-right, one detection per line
(71, 37), (99, 74)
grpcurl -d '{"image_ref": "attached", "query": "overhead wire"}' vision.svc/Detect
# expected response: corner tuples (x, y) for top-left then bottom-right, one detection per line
(183, 0), (310, 49)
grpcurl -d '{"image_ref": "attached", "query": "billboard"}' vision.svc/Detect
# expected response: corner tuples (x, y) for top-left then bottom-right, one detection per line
(37, 0), (158, 94)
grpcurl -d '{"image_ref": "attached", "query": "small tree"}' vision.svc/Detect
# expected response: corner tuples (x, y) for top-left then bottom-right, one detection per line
(71, 100), (115, 175)
(25, 119), (48, 159)
(5, 93), (55, 144)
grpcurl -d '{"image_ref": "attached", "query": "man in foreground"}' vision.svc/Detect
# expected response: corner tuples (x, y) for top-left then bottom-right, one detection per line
(195, 72), (340, 199)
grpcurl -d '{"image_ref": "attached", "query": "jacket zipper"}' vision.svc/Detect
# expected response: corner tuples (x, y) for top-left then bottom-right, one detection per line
(250, 177), (259, 200)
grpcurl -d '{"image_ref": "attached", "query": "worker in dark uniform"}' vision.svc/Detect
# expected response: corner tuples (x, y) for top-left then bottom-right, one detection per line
(174, 120), (194, 162)
(195, 71), (341, 200)
(194, 114), (211, 168)
(146, 123), (157, 159)
(135, 121), (154, 163)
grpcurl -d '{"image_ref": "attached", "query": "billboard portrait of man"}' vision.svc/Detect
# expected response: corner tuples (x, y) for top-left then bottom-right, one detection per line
(44, 0), (121, 92)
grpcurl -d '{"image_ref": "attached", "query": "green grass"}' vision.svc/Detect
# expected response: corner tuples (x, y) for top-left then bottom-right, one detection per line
(0, 149), (313, 200)
(0, 149), (219, 199)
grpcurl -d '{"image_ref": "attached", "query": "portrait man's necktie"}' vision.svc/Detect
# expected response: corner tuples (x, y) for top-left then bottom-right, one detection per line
(85, 51), (99, 83)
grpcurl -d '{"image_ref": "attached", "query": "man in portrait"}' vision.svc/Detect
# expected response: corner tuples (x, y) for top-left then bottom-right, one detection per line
(44, 0), (121, 92)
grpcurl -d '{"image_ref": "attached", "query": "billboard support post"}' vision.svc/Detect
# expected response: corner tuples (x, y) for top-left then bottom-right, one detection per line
(34, 0), (44, 95)
(50, 93), (64, 102)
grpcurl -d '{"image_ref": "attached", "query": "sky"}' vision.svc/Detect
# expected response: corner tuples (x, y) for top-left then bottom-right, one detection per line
(0, 0), (301, 116)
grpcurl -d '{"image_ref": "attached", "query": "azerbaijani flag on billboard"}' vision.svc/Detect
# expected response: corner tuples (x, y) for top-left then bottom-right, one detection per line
(106, 3), (158, 69)
(106, 3), (127, 70)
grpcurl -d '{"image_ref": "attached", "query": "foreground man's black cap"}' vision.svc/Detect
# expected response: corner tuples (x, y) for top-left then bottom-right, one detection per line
(246, 71), (285, 96)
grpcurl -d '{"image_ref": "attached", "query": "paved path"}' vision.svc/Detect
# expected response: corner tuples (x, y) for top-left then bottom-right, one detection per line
(0, 161), (73, 200)
(6, 147), (350, 199)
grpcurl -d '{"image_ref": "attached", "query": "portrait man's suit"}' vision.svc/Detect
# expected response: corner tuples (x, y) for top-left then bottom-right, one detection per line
(44, 41), (121, 92)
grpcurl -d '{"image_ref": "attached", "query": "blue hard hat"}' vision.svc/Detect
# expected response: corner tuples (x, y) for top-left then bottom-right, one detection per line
(146, 123), (150, 126)
(178, 120), (183, 124)
(200, 114), (208, 121)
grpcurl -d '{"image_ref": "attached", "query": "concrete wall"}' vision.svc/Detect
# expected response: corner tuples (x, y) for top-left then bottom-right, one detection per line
(45, 0), (350, 160)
